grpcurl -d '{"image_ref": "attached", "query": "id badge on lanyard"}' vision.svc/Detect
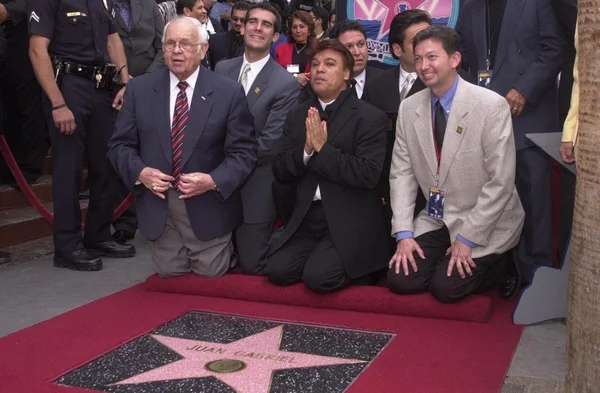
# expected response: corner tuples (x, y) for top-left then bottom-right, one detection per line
(427, 126), (445, 220)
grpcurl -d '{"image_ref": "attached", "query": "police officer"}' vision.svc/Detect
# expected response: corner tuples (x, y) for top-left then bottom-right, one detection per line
(28, 0), (135, 271)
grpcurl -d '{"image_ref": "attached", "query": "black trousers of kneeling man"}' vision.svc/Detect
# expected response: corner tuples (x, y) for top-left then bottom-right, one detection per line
(265, 201), (380, 293)
(387, 226), (507, 303)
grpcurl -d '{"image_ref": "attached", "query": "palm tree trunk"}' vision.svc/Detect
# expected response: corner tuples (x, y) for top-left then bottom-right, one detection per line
(566, 7), (600, 392)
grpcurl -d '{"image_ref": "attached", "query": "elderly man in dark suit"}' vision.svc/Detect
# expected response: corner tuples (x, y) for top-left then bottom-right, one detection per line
(265, 39), (389, 293)
(215, 3), (300, 275)
(456, 0), (566, 297)
(108, 16), (257, 278)
(111, 0), (165, 243)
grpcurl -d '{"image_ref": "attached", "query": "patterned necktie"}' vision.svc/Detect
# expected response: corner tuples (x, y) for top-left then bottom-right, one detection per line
(115, 2), (132, 31)
(434, 100), (447, 151)
(400, 74), (414, 100)
(239, 63), (251, 95)
(171, 81), (189, 189)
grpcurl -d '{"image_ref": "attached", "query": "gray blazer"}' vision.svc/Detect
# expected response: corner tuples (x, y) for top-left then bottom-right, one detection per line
(456, 0), (566, 150)
(390, 77), (525, 259)
(114, 0), (165, 77)
(215, 56), (300, 223)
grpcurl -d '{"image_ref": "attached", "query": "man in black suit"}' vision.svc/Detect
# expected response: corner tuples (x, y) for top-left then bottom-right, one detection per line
(208, 1), (250, 70)
(0, 0), (48, 185)
(298, 19), (381, 102)
(265, 39), (389, 293)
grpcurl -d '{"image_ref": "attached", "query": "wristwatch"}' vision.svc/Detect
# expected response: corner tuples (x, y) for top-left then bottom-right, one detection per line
(212, 182), (220, 192)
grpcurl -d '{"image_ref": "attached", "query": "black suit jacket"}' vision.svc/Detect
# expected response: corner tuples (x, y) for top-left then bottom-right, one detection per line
(208, 29), (244, 70)
(298, 66), (382, 103)
(0, 0), (33, 79)
(108, 67), (258, 241)
(270, 89), (390, 279)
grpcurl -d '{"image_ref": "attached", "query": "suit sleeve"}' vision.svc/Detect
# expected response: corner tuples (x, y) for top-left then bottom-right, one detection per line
(271, 111), (309, 182)
(107, 81), (147, 191)
(513, 0), (566, 105)
(4, 0), (27, 26)
(458, 98), (517, 245)
(389, 101), (419, 235)
(146, 3), (165, 73)
(561, 23), (578, 143)
(257, 78), (300, 165)
(309, 109), (387, 190)
(209, 85), (258, 201)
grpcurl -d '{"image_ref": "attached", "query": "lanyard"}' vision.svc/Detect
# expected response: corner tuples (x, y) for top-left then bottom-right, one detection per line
(432, 115), (442, 187)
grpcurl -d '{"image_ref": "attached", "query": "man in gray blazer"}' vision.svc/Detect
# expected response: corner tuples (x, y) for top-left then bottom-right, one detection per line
(388, 26), (525, 303)
(111, 0), (166, 243)
(215, 3), (300, 274)
(456, 0), (566, 294)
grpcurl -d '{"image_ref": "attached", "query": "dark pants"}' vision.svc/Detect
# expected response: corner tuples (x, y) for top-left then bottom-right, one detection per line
(44, 75), (119, 253)
(0, 76), (48, 183)
(235, 220), (274, 275)
(387, 226), (506, 303)
(112, 180), (138, 234)
(514, 146), (553, 282)
(265, 202), (353, 293)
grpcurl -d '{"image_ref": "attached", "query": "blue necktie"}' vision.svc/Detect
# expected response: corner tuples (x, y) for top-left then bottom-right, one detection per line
(115, 2), (132, 31)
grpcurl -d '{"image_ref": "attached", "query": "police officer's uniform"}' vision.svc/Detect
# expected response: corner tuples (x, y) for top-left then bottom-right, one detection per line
(28, 0), (135, 270)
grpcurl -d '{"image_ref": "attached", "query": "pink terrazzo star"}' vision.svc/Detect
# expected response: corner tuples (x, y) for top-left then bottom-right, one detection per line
(112, 325), (366, 392)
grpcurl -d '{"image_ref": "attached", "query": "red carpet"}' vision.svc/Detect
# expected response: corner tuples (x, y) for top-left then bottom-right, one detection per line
(145, 273), (493, 323)
(0, 284), (522, 393)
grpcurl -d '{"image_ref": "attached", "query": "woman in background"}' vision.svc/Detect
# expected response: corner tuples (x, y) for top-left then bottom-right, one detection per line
(275, 10), (316, 90)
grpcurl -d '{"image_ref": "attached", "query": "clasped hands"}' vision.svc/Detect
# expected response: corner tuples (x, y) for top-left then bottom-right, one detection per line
(389, 238), (477, 279)
(304, 107), (328, 155)
(138, 167), (215, 200)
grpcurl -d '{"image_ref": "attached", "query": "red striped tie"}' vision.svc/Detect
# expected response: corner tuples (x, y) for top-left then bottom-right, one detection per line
(171, 81), (189, 189)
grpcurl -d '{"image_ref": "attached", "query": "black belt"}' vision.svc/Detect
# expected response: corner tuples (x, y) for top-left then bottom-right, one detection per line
(62, 62), (104, 81)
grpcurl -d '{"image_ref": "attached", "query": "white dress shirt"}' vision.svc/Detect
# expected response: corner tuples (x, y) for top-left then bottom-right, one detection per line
(303, 98), (335, 201)
(238, 53), (271, 95)
(169, 67), (200, 126)
(398, 66), (418, 98)
(353, 68), (366, 99)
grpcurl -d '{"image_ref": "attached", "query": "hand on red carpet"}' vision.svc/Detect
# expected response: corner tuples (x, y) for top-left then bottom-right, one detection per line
(178, 173), (215, 199)
(389, 238), (425, 276)
(138, 167), (174, 199)
(446, 240), (476, 279)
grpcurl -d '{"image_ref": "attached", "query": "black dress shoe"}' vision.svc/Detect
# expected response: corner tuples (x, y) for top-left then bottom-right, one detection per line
(85, 240), (135, 258)
(0, 251), (11, 265)
(112, 230), (135, 244)
(499, 252), (522, 300)
(54, 250), (102, 271)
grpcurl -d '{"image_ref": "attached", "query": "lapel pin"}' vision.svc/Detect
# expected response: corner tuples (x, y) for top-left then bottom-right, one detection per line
(254, 87), (261, 94)
(201, 96), (206, 100)
(456, 126), (464, 134)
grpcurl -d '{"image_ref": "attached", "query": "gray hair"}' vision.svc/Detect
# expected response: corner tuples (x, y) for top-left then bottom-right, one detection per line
(162, 16), (210, 47)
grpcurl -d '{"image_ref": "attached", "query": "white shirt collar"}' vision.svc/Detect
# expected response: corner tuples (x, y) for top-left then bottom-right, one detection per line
(399, 65), (418, 83)
(318, 98), (335, 110)
(169, 66), (200, 93)
(241, 53), (271, 77)
(354, 68), (367, 86)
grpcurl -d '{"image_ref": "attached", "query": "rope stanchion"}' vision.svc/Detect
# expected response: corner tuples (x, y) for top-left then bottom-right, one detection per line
(0, 135), (134, 227)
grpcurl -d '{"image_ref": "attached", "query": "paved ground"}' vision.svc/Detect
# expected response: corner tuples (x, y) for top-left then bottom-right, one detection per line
(0, 236), (566, 392)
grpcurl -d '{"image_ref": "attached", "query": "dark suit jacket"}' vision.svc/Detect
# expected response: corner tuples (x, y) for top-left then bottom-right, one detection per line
(270, 89), (390, 279)
(209, 29), (244, 70)
(456, 0), (566, 149)
(215, 57), (300, 223)
(0, 0), (33, 79)
(299, 66), (382, 103)
(107, 66), (258, 241)
(113, 0), (165, 77)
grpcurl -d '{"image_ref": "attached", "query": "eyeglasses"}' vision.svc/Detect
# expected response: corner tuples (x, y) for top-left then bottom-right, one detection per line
(231, 17), (244, 22)
(163, 41), (202, 52)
